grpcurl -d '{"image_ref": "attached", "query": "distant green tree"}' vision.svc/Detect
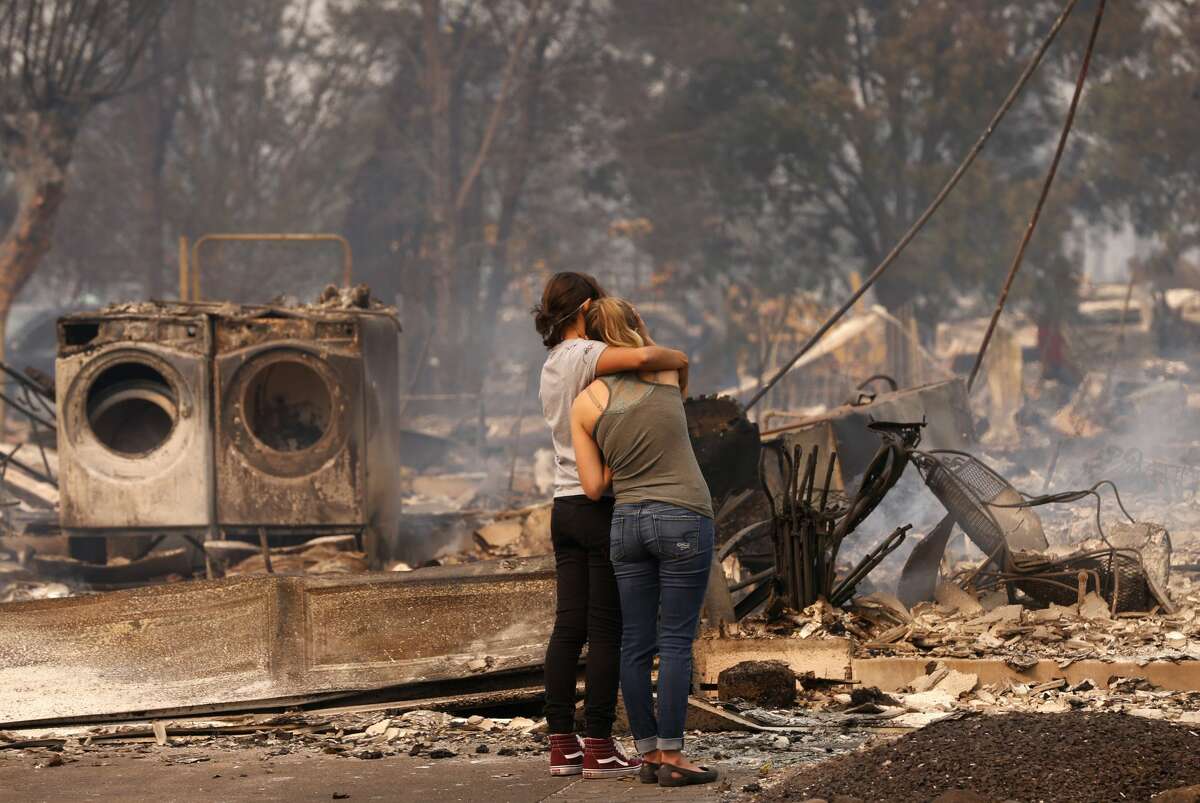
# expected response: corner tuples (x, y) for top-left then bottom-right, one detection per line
(604, 0), (1117, 331)
(1080, 1), (1200, 284)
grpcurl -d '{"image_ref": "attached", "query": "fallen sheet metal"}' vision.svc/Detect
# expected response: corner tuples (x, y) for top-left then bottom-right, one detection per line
(685, 395), (762, 505)
(29, 548), (192, 587)
(764, 379), (975, 492)
(0, 555), (554, 726)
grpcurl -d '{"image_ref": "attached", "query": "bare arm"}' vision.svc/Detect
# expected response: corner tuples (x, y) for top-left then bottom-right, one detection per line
(595, 345), (688, 376)
(571, 397), (612, 501)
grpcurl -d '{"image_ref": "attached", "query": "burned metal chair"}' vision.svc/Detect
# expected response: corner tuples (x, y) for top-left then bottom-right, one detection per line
(731, 421), (921, 618)
(980, 518), (1173, 615)
(906, 449), (1172, 615)
(900, 449), (1048, 606)
(911, 449), (1049, 559)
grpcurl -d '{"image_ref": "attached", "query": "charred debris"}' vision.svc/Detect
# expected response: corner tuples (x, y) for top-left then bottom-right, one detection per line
(0, 284), (1198, 739)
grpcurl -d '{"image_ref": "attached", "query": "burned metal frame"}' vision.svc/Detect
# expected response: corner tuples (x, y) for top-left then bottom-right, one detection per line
(910, 449), (1035, 563)
(734, 412), (1172, 620)
(905, 447), (1173, 615)
(0, 359), (57, 487)
(740, 421), (922, 617)
(829, 524), (911, 607)
(181, 233), (354, 301)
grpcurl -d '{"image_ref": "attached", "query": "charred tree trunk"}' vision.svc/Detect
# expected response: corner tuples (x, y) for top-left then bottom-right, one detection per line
(137, 2), (192, 300)
(470, 33), (548, 395)
(416, 0), (541, 399)
(0, 0), (167, 400)
(422, 0), (459, 396)
(0, 113), (74, 368)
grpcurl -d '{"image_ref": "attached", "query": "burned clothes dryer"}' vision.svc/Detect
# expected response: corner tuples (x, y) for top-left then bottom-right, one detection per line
(212, 306), (401, 554)
(56, 310), (215, 534)
(55, 302), (402, 564)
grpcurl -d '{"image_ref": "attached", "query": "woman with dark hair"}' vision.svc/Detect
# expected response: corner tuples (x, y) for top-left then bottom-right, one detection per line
(533, 272), (689, 779)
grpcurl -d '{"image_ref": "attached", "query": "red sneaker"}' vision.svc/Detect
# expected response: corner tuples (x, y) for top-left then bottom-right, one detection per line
(548, 733), (584, 776)
(582, 737), (642, 779)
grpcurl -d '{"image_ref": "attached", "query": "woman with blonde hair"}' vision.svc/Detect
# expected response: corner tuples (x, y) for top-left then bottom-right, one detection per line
(569, 297), (719, 788)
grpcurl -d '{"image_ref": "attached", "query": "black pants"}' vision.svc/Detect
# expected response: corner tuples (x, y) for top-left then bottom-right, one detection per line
(543, 495), (621, 738)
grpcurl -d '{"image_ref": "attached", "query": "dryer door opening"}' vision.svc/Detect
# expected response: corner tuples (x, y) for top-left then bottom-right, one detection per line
(86, 362), (178, 456)
(244, 360), (332, 452)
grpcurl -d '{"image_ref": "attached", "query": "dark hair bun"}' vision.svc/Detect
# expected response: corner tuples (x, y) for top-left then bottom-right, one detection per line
(531, 272), (608, 348)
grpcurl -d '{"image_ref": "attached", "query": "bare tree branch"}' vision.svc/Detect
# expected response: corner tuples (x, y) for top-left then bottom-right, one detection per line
(454, 0), (543, 211)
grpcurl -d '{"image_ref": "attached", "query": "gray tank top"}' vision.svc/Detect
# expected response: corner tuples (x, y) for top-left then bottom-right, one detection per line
(590, 373), (713, 518)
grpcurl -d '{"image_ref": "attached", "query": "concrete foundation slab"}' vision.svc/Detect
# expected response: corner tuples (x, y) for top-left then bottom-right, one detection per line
(852, 656), (1200, 692)
(0, 556), (555, 726)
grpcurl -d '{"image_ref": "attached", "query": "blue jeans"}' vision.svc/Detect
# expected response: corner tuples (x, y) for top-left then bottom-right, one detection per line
(610, 501), (714, 753)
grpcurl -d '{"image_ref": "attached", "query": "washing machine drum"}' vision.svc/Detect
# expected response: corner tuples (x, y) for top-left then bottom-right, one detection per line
(86, 367), (179, 456)
(242, 360), (332, 452)
(222, 349), (351, 477)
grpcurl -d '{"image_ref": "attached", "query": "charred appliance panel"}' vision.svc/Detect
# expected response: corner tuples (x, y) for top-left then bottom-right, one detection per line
(212, 308), (401, 552)
(56, 313), (215, 529)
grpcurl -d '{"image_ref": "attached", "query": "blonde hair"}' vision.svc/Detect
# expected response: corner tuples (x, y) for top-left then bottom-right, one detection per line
(585, 297), (645, 348)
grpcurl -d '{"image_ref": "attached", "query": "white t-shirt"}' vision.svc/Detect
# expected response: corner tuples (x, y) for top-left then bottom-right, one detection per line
(539, 338), (609, 498)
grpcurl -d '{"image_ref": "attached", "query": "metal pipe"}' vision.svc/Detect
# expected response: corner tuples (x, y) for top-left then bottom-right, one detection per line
(189, 233), (354, 300)
(967, 0), (1107, 391)
(0, 446), (55, 486)
(258, 528), (274, 574)
(179, 236), (190, 301)
(791, 445), (805, 609)
(818, 452), (837, 513)
(830, 524), (912, 605)
(802, 448), (819, 603)
(0, 391), (55, 431)
(729, 567), (776, 594)
(0, 361), (54, 402)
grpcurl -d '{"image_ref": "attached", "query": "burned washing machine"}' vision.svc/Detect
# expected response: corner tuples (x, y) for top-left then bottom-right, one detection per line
(56, 310), (215, 535)
(55, 301), (403, 565)
(212, 305), (401, 554)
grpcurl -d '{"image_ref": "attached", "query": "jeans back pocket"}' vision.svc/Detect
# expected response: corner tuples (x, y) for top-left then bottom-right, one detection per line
(651, 513), (702, 559)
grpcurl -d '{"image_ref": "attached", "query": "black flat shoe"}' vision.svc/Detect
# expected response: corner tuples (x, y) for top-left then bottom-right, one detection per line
(657, 762), (719, 787)
(638, 761), (660, 784)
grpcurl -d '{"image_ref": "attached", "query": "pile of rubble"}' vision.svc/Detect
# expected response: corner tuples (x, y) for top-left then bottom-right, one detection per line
(952, 671), (1200, 721)
(734, 575), (1200, 665)
(0, 704), (873, 779)
(0, 541), (72, 603)
(469, 504), (551, 559)
(709, 653), (1200, 738)
(0, 710), (549, 770)
(823, 661), (1200, 727)
(222, 537), (368, 577)
(395, 502), (552, 570)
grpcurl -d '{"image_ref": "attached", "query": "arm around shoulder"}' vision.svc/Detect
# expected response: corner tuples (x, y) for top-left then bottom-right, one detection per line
(595, 345), (687, 376)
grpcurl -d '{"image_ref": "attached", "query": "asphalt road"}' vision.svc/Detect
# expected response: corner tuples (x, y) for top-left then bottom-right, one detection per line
(0, 746), (759, 802)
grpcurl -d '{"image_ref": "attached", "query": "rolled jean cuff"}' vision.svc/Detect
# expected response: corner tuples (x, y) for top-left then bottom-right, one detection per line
(657, 737), (684, 751)
(634, 736), (658, 754)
